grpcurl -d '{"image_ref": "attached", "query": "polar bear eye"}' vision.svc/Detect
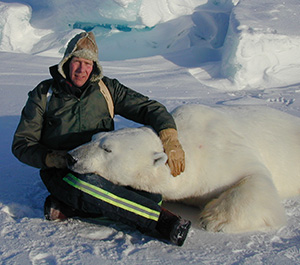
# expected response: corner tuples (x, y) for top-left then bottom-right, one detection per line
(101, 144), (112, 153)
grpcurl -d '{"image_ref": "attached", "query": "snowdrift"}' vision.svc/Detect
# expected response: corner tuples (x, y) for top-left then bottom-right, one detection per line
(0, 0), (299, 89)
(222, 0), (300, 89)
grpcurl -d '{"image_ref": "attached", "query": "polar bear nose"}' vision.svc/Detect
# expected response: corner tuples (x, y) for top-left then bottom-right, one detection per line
(66, 153), (78, 167)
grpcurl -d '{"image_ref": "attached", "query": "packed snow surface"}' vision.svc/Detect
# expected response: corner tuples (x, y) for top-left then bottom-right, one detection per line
(1, 0), (300, 264)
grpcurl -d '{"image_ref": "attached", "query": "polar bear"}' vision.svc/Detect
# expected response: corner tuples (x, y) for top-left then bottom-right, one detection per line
(67, 104), (300, 233)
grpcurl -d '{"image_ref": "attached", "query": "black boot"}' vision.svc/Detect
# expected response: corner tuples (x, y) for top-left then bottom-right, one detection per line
(44, 195), (77, 221)
(44, 195), (101, 221)
(156, 208), (191, 246)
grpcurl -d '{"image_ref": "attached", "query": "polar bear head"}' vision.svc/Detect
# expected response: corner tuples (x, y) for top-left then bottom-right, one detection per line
(67, 127), (171, 191)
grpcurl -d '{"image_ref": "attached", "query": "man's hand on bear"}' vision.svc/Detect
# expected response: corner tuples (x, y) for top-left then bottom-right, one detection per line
(45, 150), (68, 169)
(159, 128), (185, 177)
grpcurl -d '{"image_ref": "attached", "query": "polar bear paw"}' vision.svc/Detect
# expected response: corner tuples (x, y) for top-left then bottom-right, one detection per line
(198, 175), (287, 233)
(199, 197), (234, 233)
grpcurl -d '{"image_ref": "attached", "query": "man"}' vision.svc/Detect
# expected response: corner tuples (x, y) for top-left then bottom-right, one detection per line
(12, 31), (191, 246)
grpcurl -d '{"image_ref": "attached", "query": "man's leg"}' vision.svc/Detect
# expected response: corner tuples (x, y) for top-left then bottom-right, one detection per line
(41, 169), (161, 231)
(40, 168), (191, 246)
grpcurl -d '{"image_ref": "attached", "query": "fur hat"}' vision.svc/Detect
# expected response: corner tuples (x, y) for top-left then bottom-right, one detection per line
(58, 31), (103, 82)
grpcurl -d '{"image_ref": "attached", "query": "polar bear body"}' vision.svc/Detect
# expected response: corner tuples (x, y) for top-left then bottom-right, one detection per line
(68, 104), (300, 233)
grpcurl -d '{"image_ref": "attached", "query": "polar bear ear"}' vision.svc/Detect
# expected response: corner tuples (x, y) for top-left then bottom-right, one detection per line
(153, 152), (168, 167)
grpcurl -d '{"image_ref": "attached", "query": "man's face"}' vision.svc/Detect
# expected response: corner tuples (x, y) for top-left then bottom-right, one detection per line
(69, 57), (93, 87)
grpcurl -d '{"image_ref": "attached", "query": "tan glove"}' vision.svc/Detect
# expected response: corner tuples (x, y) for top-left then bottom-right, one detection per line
(159, 128), (185, 177)
(45, 150), (68, 169)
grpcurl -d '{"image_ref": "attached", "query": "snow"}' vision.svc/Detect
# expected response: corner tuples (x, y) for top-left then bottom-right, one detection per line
(1, 0), (300, 264)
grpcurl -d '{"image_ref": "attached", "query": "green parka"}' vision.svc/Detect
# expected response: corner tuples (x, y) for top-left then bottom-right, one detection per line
(12, 66), (176, 169)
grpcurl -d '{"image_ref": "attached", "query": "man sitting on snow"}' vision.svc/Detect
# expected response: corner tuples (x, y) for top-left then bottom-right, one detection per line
(11, 31), (191, 246)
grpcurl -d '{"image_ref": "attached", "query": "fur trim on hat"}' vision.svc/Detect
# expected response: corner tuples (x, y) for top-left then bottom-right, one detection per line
(58, 31), (103, 82)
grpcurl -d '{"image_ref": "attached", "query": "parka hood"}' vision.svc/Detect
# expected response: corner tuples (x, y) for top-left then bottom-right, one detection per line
(58, 31), (103, 82)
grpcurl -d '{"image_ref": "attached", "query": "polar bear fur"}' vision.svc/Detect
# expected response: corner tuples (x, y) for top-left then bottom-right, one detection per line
(68, 104), (300, 233)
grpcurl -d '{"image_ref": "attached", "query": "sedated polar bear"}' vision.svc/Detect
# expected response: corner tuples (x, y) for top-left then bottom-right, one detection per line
(68, 104), (300, 233)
